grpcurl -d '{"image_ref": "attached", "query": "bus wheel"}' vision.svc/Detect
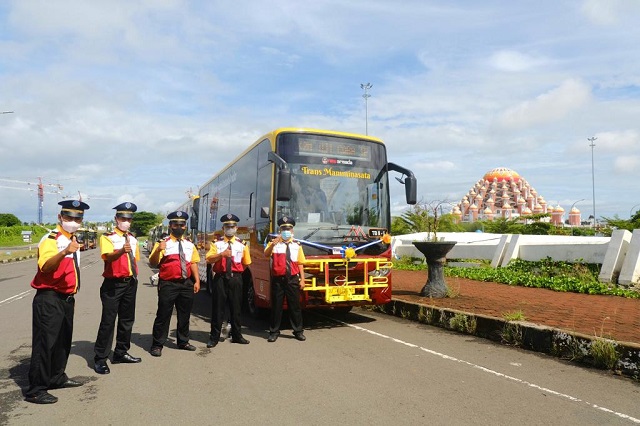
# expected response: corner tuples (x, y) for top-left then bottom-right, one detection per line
(247, 285), (266, 319)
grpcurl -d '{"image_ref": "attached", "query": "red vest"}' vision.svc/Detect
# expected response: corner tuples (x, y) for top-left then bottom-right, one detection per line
(270, 241), (302, 277)
(102, 231), (139, 278)
(158, 237), (196, 280)
(211, 237), (247, 274)
(31, 231), (80, 295)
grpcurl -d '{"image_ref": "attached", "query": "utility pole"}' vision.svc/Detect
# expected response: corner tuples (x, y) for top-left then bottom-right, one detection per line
(360, 83), (372, 135)
(588, 136), (597, 229)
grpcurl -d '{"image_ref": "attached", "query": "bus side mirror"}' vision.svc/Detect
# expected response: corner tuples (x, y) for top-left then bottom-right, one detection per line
(388, 162), (417, 205)
(190, 196), (200, 228)
(276, 168), (291, 201)
(405, 175), (417, 205)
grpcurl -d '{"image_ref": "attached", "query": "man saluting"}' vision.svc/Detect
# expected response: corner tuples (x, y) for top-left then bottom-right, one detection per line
(93, 202), (142, 375)
(25, 200), (89, 404)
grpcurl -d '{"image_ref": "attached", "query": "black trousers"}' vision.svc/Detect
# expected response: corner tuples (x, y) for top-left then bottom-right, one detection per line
(151, 279), (194, 348)
(269, 275), (303, 334)
(27, 290), (75, 397)
(94, 277), (138, 362)
(210, 274), (243, 341)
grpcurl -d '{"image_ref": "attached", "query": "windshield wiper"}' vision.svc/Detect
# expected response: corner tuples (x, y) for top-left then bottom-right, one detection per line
(301, 226), (338, 241)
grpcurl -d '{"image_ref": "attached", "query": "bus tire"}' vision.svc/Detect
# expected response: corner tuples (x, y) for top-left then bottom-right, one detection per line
(247, 285), (267, 319)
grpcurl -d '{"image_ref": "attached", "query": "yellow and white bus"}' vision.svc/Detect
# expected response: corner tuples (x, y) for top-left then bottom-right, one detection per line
(183, 128), (417, 315)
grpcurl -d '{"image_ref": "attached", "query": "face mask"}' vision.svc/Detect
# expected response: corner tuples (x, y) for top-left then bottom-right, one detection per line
(171, 228), (185, 238)
(281, 230), (292, 240)
(116, 220), (131, 232)
(61, 220), (81, 234)
(224, 227), (236, 237)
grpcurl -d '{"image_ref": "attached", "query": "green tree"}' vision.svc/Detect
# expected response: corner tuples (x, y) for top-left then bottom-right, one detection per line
(130, 211), (163, 237)
(603, 214), (637, 232)
(0, 213), (21, 227)
(395, 200), (463, 238)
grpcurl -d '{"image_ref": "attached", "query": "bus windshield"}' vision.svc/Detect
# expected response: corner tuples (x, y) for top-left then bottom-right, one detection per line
(276, 133), (390, 245)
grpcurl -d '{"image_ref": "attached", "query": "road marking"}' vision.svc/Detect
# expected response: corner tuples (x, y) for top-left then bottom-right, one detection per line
(0, 257), (100, 307)
(0, 289), (34, 306)
(339, 319), (640, 424)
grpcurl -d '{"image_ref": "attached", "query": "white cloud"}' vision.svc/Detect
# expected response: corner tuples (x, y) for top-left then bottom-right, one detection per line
(614, 155), (640, 173)
(497, 79), (592, 129)
(1, 2), (640, 221)
(489, 50), (547, 72)
(579, 0), (640, 26)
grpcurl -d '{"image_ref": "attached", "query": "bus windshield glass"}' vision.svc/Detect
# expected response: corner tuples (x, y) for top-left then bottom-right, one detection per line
(276, 133), (390, 245)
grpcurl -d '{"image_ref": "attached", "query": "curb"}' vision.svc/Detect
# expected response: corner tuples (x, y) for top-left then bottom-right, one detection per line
(1, 254), (36, 264)
(380, 299), (640, 381)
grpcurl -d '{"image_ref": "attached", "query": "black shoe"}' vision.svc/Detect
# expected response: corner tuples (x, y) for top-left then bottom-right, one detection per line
(231, 337), (250, 344)
(150, 347), (162, 357)
(178, 343), (197, 351)
(206, 337), (218, 348)
(94, 360), (110, 375)
(54, 378), (84, 389)
(25, 392), (58, 404)
(294, 332), (306, 341)
(112, 353), (142, 364)
(267, 333), (279, 343)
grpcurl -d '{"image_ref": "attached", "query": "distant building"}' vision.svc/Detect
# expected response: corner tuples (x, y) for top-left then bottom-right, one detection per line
(453, 167), (581, 224)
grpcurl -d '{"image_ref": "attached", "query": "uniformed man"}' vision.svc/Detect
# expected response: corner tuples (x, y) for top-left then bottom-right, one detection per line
(25, 200), (89, 404)
(264, 216), (307, 342)
(93, 202), (142, 375)
(206, 213), (251, 347)
(149, 211), (201, 356)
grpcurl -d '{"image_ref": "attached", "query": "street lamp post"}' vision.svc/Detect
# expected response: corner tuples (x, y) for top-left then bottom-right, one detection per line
(360, 83), (372, 135)
(570, 199), (585, 234)
(588, 137), (597, 228)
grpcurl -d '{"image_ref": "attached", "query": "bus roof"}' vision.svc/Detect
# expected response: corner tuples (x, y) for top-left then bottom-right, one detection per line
(199, 127), (385, 189)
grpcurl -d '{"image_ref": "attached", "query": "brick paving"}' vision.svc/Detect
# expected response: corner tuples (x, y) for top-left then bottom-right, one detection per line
(392, 270), (640, 345)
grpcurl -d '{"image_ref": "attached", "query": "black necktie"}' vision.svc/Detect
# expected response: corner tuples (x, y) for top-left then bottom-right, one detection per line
(226, 242), (233, 279)
(72, 251), (81, 292)
(126, 234), (137, 278)
(285, 242), (292, 278)
(178, 240), (187, 279)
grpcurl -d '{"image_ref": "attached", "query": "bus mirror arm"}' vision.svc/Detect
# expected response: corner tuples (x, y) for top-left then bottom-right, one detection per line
(268, 151), (288, 170)
(388, 162), (417, 205)
(268, 151), (292, 202)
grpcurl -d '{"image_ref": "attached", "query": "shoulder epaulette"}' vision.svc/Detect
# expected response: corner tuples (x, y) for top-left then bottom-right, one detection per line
(104, 231), (116, 236)
(47, 231), (59, 239)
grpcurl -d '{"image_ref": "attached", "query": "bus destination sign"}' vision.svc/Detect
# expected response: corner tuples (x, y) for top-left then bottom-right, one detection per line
(297, 138), (371, 160)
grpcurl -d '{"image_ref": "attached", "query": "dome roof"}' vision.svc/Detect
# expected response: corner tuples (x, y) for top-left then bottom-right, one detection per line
(483, 167), (521, 183)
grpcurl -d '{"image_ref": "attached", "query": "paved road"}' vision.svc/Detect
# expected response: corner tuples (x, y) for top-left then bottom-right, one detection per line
(1, 251), (640, 425)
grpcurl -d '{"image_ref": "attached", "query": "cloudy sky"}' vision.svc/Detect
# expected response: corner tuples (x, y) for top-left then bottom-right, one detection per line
(1, 0), (640, 223)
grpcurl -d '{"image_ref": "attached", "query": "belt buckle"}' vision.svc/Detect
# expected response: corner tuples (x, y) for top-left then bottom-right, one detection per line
(122, 277), (131, 283)
(65, 295), (74, 302)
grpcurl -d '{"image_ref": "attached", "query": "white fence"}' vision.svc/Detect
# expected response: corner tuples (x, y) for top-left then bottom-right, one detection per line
(392, 229), (640, 286)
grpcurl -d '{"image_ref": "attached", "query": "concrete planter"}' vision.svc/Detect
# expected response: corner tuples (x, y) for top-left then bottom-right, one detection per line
(412, 241), (457, 298)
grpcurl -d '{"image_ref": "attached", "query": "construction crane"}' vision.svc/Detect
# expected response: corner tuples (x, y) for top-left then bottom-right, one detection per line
(0, 177), (64, 224)
(62, 191), (113, 202)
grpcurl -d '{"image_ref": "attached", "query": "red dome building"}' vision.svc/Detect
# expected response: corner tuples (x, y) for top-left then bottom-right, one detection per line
(454, 167), (581, 224)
